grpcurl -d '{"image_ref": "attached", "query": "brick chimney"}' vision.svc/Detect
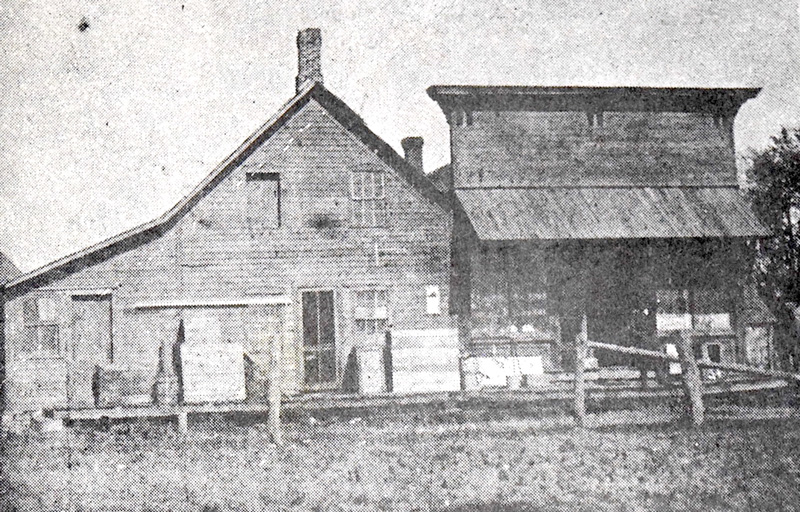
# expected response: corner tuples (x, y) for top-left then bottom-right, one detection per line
(401, 137), (424, 172)
(296, 28), (323, 92)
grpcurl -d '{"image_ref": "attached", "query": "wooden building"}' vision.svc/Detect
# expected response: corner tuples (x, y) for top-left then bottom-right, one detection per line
(0, 251), (22, 405)
(1, 30), (456, 413)
(427, 85), (774, 386)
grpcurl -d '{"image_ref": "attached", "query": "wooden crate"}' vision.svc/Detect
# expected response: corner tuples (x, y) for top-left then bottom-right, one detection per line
(180, 343), (246, 403)
(391, 329), (460, 394)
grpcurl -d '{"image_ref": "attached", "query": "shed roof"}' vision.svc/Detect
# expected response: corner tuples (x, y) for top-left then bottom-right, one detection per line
(456, 187), (769, 241)
(7, 82), (447, 293)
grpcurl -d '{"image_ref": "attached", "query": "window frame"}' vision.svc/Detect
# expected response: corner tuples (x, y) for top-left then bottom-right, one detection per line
(349, 169), (387, 227)
(245, 171), (281, 229)
(353, 288), (390, 335)
(19, 296), (62, 359)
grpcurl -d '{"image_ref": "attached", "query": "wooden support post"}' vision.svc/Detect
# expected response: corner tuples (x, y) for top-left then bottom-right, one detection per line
(574, 314), (588, 427)
(676, 330), (704, 426)
(267, 306), (285, 446)
(176, 411), (188, 434)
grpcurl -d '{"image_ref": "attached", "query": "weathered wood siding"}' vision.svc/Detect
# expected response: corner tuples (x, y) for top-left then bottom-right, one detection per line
(452, 111), (735, 188)
(4, 99), (452, 411)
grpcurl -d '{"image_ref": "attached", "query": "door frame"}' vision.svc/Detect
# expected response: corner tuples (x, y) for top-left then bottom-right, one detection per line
(68, 292), (113, 407)
(298, 288), (339, 391)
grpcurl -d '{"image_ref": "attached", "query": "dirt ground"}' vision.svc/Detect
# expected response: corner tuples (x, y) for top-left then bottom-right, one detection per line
(2, 404), (800, 512)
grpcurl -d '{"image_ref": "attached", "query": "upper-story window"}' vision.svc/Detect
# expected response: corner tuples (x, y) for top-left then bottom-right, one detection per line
(350, 169), (387, 227)
(21, 297), (60, 358)
(246, 171), (281, 230)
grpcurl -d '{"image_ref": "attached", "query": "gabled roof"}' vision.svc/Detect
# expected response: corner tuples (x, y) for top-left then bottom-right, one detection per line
(6, 82), (447, 294)
(0, 251), (21, 283)
(457, 187), (769, 241)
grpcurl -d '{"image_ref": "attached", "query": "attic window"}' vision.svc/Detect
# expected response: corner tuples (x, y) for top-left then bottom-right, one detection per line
(350, 169), (387, 227)
(20, 297), (60, 358)
(246, 171), (281, 230)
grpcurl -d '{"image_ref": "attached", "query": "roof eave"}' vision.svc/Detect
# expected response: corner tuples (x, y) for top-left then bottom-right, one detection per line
(426, 85), (762, 115)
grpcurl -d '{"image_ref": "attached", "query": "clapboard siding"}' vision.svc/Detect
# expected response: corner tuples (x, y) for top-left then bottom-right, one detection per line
(4, 98), (452, 411)
(453, 110), (736, 188)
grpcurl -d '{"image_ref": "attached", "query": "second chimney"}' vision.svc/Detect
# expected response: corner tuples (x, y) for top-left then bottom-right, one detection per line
(296, 28), (323, 92)
(401, 137), (424, 172)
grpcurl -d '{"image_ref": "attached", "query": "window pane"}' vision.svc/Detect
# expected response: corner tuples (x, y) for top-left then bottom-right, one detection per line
(707, 344), (721, 363)
(375, 200), (387, 226)
(355, 291), (372, 308)
(364, 172), (374, 199)
(352, 172), (364, 199)
(375, 173), (385, 198)
(40, 325), (59, 353)
(319, 349), (336, 382)
(23, 299), (39, 325)
(302, 292), (319, 347)
(368, 199), (377, 226)
(319, 291), (335, 347)
(304, 352), (320, 384)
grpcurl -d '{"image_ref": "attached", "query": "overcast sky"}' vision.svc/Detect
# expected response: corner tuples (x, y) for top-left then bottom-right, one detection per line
(1, 0), (799, 272)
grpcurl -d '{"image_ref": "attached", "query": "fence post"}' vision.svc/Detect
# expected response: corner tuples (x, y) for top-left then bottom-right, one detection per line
(677, 329), (704, 426)
(574, 314), (588, 427)
(176, 411), (188, 434)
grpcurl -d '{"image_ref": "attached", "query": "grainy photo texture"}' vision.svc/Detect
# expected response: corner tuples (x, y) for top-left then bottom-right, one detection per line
(1, 2), (800, 511)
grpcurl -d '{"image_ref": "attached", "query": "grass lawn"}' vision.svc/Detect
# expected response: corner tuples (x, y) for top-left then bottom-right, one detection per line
(2, 405), (800, 512)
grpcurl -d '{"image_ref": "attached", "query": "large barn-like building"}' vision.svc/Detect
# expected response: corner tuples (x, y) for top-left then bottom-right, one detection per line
(1, 30), (775, 418)
(427, 85), (773, 383)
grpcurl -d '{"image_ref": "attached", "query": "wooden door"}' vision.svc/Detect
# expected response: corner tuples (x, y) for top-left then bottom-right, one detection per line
(302, 291), (336, 387)
(245, 305), (285, 400)
(70, 295), (112, 407)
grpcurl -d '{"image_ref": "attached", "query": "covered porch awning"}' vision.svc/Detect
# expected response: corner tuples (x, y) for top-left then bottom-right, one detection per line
(456, 187), (769, 241)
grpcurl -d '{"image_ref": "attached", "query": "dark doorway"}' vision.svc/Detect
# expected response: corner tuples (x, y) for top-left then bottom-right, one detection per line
(70, 295), (112, 407)
(302, 291), (336, 387)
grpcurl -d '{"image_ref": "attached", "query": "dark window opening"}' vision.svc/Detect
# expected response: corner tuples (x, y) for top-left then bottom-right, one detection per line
(246, 171), (281, 229)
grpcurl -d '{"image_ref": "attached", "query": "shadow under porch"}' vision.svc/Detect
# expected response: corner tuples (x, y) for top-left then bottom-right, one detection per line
(454, 237), (764, 389)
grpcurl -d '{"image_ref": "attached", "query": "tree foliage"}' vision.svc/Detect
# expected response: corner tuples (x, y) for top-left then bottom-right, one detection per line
(748, 127), (800, 368)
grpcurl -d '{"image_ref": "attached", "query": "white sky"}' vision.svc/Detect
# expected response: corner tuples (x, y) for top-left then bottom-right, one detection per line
(1, 0), (799, 272)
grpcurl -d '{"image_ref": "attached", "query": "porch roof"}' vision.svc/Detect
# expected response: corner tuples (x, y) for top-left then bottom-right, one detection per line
(456, 187), (769, 240)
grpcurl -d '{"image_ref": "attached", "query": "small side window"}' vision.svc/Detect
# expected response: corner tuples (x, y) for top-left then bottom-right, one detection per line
(354, 289), (389, 334)
(20, 297), (60, 358)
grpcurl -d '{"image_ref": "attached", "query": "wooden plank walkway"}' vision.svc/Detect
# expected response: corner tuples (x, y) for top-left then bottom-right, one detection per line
(51, 378), (789, 421)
